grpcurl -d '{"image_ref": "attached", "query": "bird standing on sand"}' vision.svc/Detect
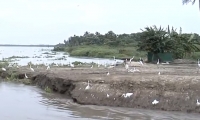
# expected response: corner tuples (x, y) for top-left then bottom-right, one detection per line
(157, 59), (160, 73)
(125, 63), (129, 70)
(107, 72), (110, 76)
(139, 57), (144, 66)
(25, 73), (28, 79)
(70, 63), (74, 68)
(196, 99), (200, 106)
(85, 81), (90, 90)
(152, 99), (159, 105)
(129, 56), (134, 63)
(46, 65), (50, 70)
(107, 94), (110, 98)
(158, 72), (161, 75)
(29, 65), (34, 72)
(157, 59), (160, 65)
(122, 93), (133, 98)
(197, 59), (200, 73)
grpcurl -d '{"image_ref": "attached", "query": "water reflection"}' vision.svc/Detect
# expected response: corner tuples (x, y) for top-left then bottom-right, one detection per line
(40, 88), (200, 120)
(0, 81), (200, 120)
(0, 46), (123, 66)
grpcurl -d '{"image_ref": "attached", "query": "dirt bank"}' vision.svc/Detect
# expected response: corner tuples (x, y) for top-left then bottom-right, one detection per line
(1, 63), (200, 113)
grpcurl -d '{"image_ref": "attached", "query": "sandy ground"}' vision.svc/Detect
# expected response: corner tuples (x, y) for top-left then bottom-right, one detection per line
(1, 62), (200, 113)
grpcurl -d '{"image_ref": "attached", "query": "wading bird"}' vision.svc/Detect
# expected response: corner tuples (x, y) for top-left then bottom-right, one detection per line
(152, 99), (159, 105)
(196, 99), (200, 106)
(85, 81), (90, 90)
(29, 65), (34, 72)
(107, 71), (110, 76)
(46, 65), (50, 70)
(25, 73), (28, 79)
(1, 67), (6, 71)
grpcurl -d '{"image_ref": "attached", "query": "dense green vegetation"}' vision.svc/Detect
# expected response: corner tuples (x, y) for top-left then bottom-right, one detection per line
(138, 26), (200, 59)
(53, 31), (146, 59)
(54, 25), (200, 60)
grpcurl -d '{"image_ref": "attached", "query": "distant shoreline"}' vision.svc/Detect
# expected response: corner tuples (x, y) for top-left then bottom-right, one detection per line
(0, 44), (55, 47)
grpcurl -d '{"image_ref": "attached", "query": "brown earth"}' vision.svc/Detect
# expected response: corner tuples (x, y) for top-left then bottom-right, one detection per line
(1, 63), (200, 113)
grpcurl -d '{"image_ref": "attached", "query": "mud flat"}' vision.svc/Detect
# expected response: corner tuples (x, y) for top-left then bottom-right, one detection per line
(1, 63), (200, 113)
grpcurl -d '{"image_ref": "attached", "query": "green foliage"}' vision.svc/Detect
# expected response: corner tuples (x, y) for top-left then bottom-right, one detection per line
(54, 31), (141, 49)
(45, 86), (52, 93)
(53, 26), (200, 59)
(68, 45), (146, 59)
(138, 25), (200, 59)
(72, 61), (83, 65)
(138, 25), (173, 54)
(0, 62), (9, 68)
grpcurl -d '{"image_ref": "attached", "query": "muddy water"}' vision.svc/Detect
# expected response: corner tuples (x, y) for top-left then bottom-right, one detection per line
(0, 82), (200, 120)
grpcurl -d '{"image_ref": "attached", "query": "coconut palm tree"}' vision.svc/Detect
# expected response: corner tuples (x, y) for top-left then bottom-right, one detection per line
(182, 0), (200, 10)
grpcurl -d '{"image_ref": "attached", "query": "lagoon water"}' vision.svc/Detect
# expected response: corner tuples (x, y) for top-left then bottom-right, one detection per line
(0, 46), (123, 66)
(0, 46), (200, 120)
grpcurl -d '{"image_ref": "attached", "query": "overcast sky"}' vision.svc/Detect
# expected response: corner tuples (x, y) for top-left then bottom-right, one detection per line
(0, 0), (200, 45)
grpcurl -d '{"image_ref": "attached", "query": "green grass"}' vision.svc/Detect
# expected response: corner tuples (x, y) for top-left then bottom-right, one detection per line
(44, 86), (52, 93)
(65, 45), (147, 59)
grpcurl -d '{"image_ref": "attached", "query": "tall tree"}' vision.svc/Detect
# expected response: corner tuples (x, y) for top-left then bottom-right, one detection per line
(182, 0), (200, 10)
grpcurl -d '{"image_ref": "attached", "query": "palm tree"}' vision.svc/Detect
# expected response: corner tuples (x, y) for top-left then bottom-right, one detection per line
(182, 0), (200, 10)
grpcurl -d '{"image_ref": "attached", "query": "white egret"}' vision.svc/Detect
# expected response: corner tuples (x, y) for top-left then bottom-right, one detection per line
(157, 59), (160, 64)
(107, 94), (110, 98)
(152, 99), (159, 105)
(125, 63), (129, 70)
(198, 59), (200, 73)
(97, 60), (100, 67)
(107, 65), (115, 69)
(70, 63), (74, 68)
(91, 65), (93, 68)
(133, 67), (140, 72)
(197, 99), (200, 106)
(129, 56), (134, 63)
(2, 67), (6, 71)
(85, 81), (90, 90)
(8, 64), (12, 68)
(29, 65), (34, 72)
(156, 59), (160, 68)
(139, 57), (144, 66)
(107, 72), (110, 76)
(46, 65), (50, 70)
(128, 67), (140, 73)
(122, 93), (133, 98)
(158, 72), (161, 75)
(25, 73), (28, 79)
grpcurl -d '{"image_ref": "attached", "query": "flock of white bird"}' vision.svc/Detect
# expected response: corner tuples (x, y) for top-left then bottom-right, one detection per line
(84, 57), (200, 106)
(1, 56), (200, 106)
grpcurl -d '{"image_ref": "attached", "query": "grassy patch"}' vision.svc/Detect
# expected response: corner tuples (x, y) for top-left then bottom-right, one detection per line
(66, 45), (146, 59)
(44, 86), (52, 93)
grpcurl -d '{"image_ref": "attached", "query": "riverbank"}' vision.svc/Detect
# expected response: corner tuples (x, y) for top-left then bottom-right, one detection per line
(54, 45), (146, 59)
(1, 63), (200, 113)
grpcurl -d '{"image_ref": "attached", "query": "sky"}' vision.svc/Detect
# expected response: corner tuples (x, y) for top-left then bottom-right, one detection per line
(0, 0), (200, 45)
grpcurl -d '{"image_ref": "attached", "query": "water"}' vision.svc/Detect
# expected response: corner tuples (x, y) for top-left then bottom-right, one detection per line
(1, 46), (200, 119)
(0, 46), (123, 66)
(0, 82), (200, 120)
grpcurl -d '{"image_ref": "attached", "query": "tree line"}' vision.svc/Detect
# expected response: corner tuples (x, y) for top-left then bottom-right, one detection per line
(54, 25), (200, 59)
